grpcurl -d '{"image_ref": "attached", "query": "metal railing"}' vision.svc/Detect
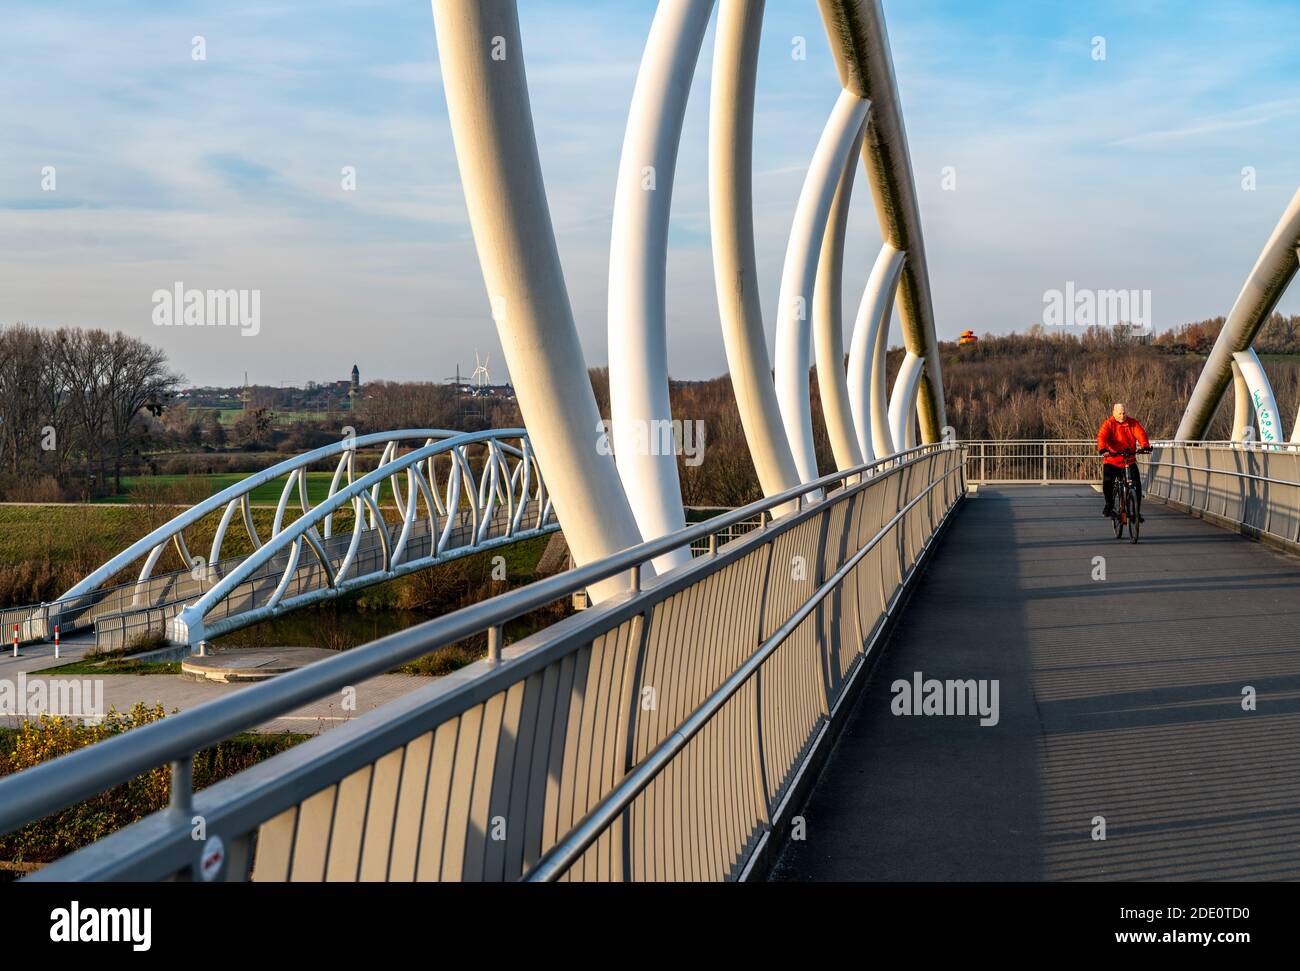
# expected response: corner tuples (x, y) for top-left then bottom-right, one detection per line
(1, 428), (557, 650)
(963, 440), (1102, 483)
(0, 443), (966, 882)
(688, 513), (764, 556)
(1, 604), (46, 647)
(1144, 441), (1300, 549)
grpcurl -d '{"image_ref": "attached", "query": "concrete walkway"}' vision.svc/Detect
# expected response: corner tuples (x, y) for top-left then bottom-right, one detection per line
(1, 644), (426, 735)
(0, 634), (97, 675)
(771, 485), (1300, 881)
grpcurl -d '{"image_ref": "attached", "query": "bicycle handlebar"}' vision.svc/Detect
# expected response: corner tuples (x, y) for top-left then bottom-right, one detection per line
(1100, 447), (1152, 457)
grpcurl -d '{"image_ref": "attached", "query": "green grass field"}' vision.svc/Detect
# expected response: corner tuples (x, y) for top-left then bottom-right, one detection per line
(97, 471), (394, 506)
(215, 408), (340, 427)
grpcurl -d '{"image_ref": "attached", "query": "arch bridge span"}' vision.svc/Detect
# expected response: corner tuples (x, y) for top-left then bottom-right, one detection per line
(8, 429), (558, 652)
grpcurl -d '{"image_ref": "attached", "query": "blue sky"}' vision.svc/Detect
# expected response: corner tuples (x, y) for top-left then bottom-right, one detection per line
(1, 0), (1297, 388)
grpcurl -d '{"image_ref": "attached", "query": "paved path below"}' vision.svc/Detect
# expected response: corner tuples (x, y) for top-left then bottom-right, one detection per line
(1, 646), (424, 735)
(0, 635), (97, 675)
(771, 485), (1300, 881)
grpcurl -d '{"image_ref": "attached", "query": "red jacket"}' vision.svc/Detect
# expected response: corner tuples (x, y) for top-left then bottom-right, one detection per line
(1097, 416), (1150, 467)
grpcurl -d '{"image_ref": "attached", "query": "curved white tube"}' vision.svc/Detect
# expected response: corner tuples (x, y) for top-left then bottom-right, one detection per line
(774, 89), (872, 485)
(433, 0), (646, 602)
(888, 351), (924, 452)
(1178, 188), (1300, 440)
(709, 0), (803, 508)
(813, 118), (868, 473)
(609, 0), (714, 574)
(1232, 349), (1284, 445)
(817, 0), (947, 442)
(1230, 360), (1253, 443)
(848, 243), (904, 460)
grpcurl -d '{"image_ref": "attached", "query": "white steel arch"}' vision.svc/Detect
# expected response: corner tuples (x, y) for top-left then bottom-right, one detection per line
(709, 0), (802, 503)
(814, 120), (870, 474)
(43, 429), (556, 648)
(432, 0), (948, 582)
(168, 431), (554, 646)
(1177, 187), (1300, 441)
(433, 0), (645, 603)
(848, 243), (906, 461)
(775, 90), (872, 485)
(1232, 349), (1285, 445)
(608, 0), (713, 574)
(1230, 359), (1253, 443)
(889, 352), (924, 453)
(818, 0), (948, 443)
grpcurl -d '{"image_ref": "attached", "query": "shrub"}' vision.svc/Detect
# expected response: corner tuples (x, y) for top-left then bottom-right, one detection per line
(1, 475), (66, 504)
(0, 704), (304, 865)
(394, 551), (507, 613)
(0, 556), (67, 609)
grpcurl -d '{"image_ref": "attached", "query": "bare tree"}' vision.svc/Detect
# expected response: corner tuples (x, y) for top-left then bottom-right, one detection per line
(102, 331), (179, 491)
(354, 381), (459, 433)
(1, 325), (179, 497)
(0, 324), (48, 474)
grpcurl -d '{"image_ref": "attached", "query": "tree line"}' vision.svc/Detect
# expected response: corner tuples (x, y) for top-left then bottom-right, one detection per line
(0, 323), (179, 499)
(3, 315), (1298, 507)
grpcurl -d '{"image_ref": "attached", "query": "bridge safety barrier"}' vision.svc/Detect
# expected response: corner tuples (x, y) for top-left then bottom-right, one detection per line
(962, 440), (1102, 484)
(0, 429), (556, 651)
(1145, 442), (1300, 551)
(0, 444), (966, 881)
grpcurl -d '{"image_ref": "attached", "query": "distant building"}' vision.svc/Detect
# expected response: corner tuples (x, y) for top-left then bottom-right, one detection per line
(350, 364), (360, 395)
(958, 330), (979, 346)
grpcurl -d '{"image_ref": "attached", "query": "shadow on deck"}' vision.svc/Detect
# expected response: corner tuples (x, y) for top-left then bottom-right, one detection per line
(771, 484), (1300, 881)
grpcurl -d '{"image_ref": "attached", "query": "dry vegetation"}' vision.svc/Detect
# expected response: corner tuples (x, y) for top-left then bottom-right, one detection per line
(0, 705), (304, 865)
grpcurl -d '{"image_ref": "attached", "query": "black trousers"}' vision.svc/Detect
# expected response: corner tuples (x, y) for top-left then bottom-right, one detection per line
(1103, 463), (1142, 510)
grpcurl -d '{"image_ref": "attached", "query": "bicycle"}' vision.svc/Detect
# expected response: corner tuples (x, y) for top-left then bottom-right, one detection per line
(1101, 447), (1150, 543)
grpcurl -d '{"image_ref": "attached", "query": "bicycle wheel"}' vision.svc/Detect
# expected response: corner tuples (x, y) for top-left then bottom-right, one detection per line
(1113, 491), (1125, 539)
(1129, 491), (1141, 543)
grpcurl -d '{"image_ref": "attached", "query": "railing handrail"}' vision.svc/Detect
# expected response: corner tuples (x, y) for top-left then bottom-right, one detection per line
(181, 432), (537, 627)
(52, 428), (524, 607)
(961, 438), (1297, 449)
(0, 442), (960, 838)
(0, 428), (539, 644)
(527, 458), (965, 880)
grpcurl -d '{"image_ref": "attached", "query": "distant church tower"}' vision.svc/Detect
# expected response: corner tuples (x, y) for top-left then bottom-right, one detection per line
(349, 364), (360, 395)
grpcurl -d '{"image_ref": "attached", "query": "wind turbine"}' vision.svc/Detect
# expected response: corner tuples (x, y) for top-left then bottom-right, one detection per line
(471, 351), (491, 391)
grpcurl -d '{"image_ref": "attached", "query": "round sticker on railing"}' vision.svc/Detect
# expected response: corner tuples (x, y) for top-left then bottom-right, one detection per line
(199, 835), (225, 881)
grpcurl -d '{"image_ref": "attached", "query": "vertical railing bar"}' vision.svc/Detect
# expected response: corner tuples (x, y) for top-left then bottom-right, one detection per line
(753, 540), (775, 818)
(169, 755), (194, 881)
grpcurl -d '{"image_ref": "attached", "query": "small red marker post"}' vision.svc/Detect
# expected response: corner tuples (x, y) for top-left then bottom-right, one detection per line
(11, 623), (17, 658)
(54, 624), (60, 659)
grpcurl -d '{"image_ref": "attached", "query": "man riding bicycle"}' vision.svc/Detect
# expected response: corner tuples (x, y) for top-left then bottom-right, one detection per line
(1097, 402), (1152, 520)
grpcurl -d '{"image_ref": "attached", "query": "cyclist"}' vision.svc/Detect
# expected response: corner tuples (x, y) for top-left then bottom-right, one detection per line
(1097, 402), (1152, 520)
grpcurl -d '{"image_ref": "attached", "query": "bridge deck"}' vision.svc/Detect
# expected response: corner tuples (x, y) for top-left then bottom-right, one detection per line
(772, 484), (1300, 881)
